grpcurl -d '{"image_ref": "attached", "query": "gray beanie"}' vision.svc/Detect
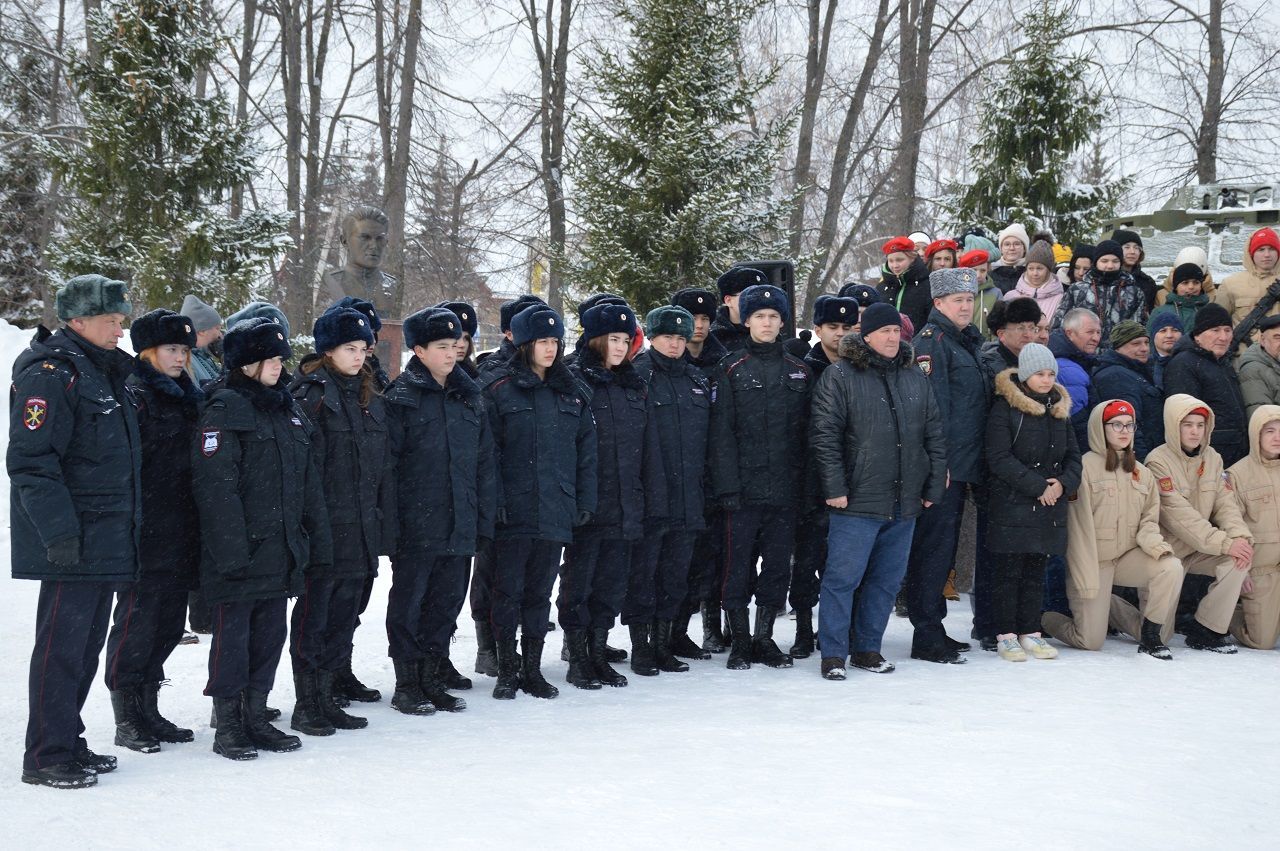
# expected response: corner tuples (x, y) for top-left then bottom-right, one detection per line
(180, 294), (222, 332)
(1018, 342), (1058, 382)
(929, 267), (979, 298)
(1026, 240), (1056, 270)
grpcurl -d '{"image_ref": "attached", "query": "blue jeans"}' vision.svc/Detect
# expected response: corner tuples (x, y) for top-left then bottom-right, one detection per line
(817, 514), (916, 659)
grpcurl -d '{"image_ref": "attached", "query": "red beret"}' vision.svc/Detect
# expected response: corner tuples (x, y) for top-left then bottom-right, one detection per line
(923, 238), (960, 259)
(958, 249), (990, 268)
(882, 236), (915, 255)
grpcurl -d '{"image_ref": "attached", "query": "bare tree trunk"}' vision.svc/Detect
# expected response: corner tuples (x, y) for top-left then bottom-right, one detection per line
(1194, 0), (1223, 183)
(278, 0), (305, 329)
(525, 0), (573, 313)
(887, 0), (935, 232)
(229, 0), (257, 218)
(385, 0), (423, 315)
(787, 0), (837, 261)
(39, 0), (69, 328)
(82, 0), (100, 61)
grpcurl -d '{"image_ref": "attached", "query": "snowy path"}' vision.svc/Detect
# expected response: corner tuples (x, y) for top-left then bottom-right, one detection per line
(1, 572), (1277, 849)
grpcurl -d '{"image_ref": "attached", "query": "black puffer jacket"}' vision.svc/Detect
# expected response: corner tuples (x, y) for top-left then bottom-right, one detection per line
(809, 333), (946, 520)
(192, 374), (333, 605)
(877, 256), (932, 333)
(1162, 335), (1248, 466)
(385, 357), (496, 556)
(1091, 349), (1164, 460)
(485, 356), (597, 543)
(685, 332), (728, 379)
(8, 326), (141, 583)
(708, 338), (813, 508)
(634, 348), (711, 530)
(126, 361), (203, 592)
(984, 369), (1081, 554)
(571, 348), (665, 540)
(979, 339), (1018, 380)
(803, 341), (834, 378)
(912, 310), (991, 482)
(710, 305), (750, 353)
(477, 338), (518, 379)
(290, 356), (393, 577)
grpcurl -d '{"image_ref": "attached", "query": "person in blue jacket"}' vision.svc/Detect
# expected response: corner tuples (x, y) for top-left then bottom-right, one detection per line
(1091, 321), (1164, 459)
(484, 303), (597, 700)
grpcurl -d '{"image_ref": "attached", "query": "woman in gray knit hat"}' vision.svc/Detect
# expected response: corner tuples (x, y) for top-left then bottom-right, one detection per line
(983, 342), (1082, 662)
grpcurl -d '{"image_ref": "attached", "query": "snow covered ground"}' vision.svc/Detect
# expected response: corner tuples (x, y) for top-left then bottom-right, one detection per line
(2, 318), (1279, 848)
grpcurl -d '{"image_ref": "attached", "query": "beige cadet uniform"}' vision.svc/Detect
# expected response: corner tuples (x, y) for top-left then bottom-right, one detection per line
(1043, 404), (1183, 650)
(1225, 405), (1280, 649)
(1144, 395), (1251, 634)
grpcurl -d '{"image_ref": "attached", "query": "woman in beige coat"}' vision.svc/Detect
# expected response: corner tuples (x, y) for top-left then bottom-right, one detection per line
(1143, 395), (1252, 653)
(1225, 406), (1280, 649)
(1042, 400), (1185, 658)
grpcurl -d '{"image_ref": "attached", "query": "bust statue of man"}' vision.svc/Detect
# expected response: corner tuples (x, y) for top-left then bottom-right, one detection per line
(324, 206), (399, 318)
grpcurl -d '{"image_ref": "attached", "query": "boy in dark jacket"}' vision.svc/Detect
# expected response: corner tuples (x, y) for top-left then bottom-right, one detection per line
(1163, 304), (1247, 466)
(384, 307), (497, 714)
(710, 267), (768, 353)
(1091, 321), (1163, 459)
(708, 284), (812, 670)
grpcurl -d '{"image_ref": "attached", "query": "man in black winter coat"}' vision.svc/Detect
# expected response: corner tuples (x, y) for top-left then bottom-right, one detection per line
(904, 268), (991, 664)
(979, 298), (1041, 377)
(9, 276), (141, 788)
(1163, 304), (1248, 466)
(811, 303), (947, 678)
(789, 295), (859, 657)
(1092, 321), (1164, 459)
(708, 284), (812, 670)
(710, 267), (768, 353)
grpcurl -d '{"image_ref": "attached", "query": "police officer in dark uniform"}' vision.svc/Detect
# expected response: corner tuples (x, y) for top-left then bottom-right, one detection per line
(904, 267), (991, 664)
(789, 295), (858, 657)
(708, 284), (813, 670)
(10, 275), (140, 788)
(711, 267), (769, 353)
(383, 307), (496, 714)
(669, 287), (730, 653)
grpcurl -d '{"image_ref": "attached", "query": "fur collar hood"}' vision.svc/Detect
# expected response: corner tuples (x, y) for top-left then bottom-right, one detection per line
(838, 332), (915, 371)
(993, 368), (1070, 419)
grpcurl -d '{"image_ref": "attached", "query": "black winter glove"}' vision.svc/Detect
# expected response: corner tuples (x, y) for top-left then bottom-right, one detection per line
(46, 537), (80, 567)
(575, 510), (593, 527)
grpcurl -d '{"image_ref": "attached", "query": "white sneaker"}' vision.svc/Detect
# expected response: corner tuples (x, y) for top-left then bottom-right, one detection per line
(1019, 634), (1058, 660)
(996, 635), (1027, 662)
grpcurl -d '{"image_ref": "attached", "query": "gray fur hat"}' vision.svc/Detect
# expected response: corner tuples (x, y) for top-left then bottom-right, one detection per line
(57, 275), (131, 321)
(928, 267), (978, 299)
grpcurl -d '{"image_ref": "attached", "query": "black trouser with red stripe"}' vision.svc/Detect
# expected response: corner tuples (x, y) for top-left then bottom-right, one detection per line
(104, 587), (187, 689)
(720, 506), (796, 612)
(24, 580), (115, 770)
(204, 598), (288, 698)
(289, 575), (365, 673)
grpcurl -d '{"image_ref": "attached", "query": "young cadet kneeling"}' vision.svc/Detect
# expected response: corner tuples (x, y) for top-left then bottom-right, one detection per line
(1226, 408), (1280, 649)
(1143, 396), (1252, 653)
(708, 284), (813, 670)
(384, 307), (496, 715)
(1043, 401), (1184, 658)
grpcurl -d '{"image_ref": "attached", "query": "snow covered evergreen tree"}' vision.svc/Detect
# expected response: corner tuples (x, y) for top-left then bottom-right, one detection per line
(0, 19), (52, 326)
(569, 0), (792, 312)
(47, 0), (287, 315)
(947, 1), (1129, 244)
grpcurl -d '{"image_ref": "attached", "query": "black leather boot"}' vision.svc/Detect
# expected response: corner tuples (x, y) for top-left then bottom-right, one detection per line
(565, 630), (602, 689)
(701, 602), (727, 653)
(290, 671), (336, 736)
(653, 621), (690, 672)
(21, 761), (97, 788)
(752, 606), (794, 668)
(440, 645), (473, 689)
(670, 607), (711, 659)
(492, 636), (520, 700)
(333, 661), (381, 703)
(789, 608), (815, 659)
(591, 628), (629, 686)
(419, 653), (468, 712)
(390, 659), (436, 715)
(726, 608), (752, 670)
(110, 688), (161, 753)
(317, 670), (368, 729)
(627, 623), (658, 677)
(210, 695), (257, 761)
(138, 682), (193, 743)
(519, 636), (559, 699)
(1138, 618), (1174, 660)
(474, 619), (499, 677)
(243, 689), (302, 751)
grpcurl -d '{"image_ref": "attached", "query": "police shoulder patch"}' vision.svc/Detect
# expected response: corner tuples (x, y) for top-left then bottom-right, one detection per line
(916, 355), (932, 376)
(23, 397), (48, 430)
(1158, 476), (1174, 494)
(201, 429), (221, 457)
